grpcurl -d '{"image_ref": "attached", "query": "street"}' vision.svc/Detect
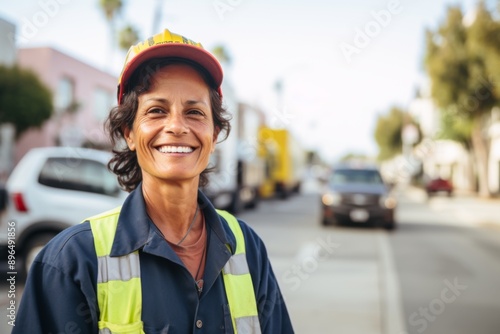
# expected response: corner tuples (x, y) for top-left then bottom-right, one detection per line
(239, 184), (500, 334)
(1, 184), (500, 333)
(391, 188), (500, 334)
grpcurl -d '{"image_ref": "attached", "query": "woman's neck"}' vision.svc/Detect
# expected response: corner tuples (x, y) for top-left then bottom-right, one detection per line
(142, 178), (202, 243)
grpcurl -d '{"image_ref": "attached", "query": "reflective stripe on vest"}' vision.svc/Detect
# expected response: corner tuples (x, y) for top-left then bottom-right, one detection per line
(217, 209), (261, 334)
(89, 207), (261, 334)
(89, 207), (144, 334)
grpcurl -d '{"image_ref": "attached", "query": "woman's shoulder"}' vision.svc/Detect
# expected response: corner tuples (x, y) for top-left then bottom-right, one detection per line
(32, 221), (96, 273)
(217, 212), (266, 253)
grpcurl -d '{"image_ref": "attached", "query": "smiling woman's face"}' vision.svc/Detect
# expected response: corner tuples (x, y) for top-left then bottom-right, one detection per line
(124, 63), (218, 187)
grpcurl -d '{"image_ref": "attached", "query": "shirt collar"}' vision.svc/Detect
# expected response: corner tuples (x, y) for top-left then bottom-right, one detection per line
(110, 184), (236, 257)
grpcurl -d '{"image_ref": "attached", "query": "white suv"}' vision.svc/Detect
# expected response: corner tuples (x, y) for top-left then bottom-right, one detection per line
(0, 147), (127, 277)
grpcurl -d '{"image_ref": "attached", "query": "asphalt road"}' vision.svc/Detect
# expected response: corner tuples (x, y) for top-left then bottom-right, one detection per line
(238, 191), (389, 333)
(392, 192), (500, 334)
(0, 185), (499, 333)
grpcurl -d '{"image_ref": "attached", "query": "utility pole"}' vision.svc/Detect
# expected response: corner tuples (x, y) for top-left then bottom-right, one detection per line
(151, 0), (163, 35)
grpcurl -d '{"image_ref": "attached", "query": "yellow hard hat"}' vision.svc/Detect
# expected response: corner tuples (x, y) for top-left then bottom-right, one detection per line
(117, 28), (223, 104)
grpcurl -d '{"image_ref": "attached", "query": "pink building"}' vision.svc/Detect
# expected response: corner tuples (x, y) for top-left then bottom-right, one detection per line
(15, 47), (117, 163)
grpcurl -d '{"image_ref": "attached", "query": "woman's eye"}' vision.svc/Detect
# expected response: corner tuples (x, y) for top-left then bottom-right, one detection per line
(188, 109), (204, 116)
(148, 108), (164, 114)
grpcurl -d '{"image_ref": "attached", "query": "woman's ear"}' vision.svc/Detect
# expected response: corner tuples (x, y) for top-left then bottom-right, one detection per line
(123, 126), (136, 151)
(211, 126), (220, 153)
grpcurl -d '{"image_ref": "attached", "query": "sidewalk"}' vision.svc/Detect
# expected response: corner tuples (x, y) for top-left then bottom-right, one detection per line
(399, 184), (500, 228)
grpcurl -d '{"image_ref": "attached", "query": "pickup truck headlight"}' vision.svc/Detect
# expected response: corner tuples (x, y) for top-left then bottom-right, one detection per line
(322, 192), (342, 206)
(379, 195), (397, 209)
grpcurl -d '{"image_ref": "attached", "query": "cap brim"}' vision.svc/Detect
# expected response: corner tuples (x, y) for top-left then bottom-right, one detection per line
(118, 43), (223, 103)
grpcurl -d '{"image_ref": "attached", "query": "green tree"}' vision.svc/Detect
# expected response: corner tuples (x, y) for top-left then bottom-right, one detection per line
(118, 24), (140, 51)
(0, 65), (53, 137)
(99, 0), (123, 21)
(374, 107), (405, 160)
(212, 45), (232, 65)
(425, 2), (500, 197)
(438, 110), (473, 149)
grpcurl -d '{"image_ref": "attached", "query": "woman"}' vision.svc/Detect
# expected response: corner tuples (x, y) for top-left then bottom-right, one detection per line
(13, 29), (294, 333)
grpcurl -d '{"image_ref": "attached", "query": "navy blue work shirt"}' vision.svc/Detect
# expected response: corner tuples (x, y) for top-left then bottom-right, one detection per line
(13, 186), (294, 333)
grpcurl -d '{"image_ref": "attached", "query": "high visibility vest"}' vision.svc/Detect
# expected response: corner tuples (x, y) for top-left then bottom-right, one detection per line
(89, 207), (261, 334)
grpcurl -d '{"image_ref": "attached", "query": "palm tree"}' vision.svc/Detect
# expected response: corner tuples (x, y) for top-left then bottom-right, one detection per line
(98, 0), (123, 65)
(118, 24), (140, 51)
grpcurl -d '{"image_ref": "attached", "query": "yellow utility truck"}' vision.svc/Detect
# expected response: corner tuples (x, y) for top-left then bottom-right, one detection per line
(259, 128), (307, 199)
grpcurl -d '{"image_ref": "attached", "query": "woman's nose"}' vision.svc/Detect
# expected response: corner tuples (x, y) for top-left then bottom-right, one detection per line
(165, 111), (188, 135)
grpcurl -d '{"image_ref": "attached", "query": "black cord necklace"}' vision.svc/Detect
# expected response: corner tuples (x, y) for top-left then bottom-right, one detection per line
(152, 204), (206, 293)
(176, 204), (199, 246)
(194, 214), (207, 294)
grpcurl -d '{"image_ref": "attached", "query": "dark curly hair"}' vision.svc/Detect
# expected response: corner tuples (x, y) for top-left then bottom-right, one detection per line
(105, 58), (231, 192)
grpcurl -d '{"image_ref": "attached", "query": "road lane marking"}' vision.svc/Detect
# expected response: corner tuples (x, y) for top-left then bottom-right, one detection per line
(378, 232), (407, 334)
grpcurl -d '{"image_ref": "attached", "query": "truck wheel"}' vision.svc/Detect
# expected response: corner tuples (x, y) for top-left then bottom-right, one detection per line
(384, 221), (396, 231)
(278, 187), (289, 200)
(321, 215), (332, 226)
(22, 233), (57, 279)
(245, 188), (260, 209)
(0, 187), (7, 212)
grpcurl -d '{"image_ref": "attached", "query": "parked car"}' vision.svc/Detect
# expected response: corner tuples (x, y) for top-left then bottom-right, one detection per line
(425, 177), (453, 197)
(0, 147), (127, 277)
(0, 185), (7, 212)
(321, 164), (397, 230)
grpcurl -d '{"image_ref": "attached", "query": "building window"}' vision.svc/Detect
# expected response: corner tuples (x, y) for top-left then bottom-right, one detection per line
(55, 77), (75, 113)
(94, 88), (113, 121)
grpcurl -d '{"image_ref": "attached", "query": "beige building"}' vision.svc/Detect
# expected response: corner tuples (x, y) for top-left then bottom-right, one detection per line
(488, 108), (500, 195)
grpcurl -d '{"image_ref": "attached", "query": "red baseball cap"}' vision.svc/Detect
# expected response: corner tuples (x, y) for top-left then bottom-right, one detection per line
(117, 28), (223, 105)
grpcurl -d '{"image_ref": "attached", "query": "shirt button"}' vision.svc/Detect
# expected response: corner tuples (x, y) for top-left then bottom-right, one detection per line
(196, 320), (203, 328)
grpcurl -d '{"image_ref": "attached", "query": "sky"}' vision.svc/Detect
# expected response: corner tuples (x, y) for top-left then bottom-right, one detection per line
(0, 0), (485, 162)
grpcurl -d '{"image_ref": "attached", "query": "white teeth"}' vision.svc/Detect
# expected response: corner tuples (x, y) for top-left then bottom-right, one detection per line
(158, 146), (193, 153)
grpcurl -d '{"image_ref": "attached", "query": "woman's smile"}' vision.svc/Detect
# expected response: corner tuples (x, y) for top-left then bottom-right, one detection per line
(156, 145), (195, 154)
